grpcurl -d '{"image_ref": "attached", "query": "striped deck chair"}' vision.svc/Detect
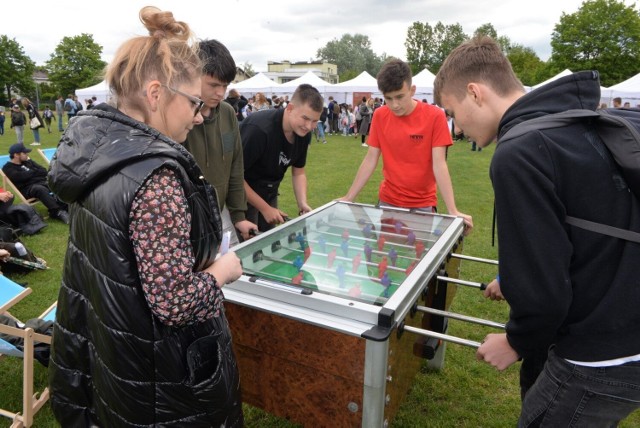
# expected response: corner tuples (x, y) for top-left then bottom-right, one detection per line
(35, 148), (56, 166)
(0, 276), (55, 428)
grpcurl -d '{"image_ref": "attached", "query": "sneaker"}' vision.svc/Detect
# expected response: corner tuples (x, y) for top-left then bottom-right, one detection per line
(55, 210), (70, 224)
(322, 140), (327, 144)
(361, 143), (368, 147)
(30, 142), (41, 146)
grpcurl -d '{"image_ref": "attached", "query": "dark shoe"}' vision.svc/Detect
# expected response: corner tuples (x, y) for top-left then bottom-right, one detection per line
(55, 210), (70, 224)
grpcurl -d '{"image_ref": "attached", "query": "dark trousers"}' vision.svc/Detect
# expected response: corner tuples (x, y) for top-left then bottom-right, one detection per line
(23, 184), (66, 216)
(246, 183), (279, 232)
(519, 348), (640, 427)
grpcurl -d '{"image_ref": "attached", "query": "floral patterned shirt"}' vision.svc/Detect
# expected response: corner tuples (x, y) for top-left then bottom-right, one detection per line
(129, 167), (223, 327)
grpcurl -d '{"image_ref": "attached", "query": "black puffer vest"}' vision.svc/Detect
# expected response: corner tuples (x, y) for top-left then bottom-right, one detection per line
(48, 105), (243, 427)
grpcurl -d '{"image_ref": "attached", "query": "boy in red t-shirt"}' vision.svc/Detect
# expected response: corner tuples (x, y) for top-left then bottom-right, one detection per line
(341, 59), (472, 233)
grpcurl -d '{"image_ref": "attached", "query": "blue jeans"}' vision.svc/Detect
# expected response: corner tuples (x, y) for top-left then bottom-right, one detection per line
(519, 348), (640, 427)
(57, 112), (64, 131)
(31, 127), (40, 143)
(316, 121), (325, 141)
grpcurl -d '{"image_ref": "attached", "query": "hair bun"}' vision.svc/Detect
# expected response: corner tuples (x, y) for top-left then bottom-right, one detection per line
(140, 6), (190, 42)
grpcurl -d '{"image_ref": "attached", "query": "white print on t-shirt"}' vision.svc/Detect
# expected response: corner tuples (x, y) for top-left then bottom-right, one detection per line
(279, 152), (291, 167)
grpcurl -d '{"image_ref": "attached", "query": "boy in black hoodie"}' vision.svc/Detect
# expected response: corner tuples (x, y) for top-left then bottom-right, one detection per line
(435, 36), (640, 426)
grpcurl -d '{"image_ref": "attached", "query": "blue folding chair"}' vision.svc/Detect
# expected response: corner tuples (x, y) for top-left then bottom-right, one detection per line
(0, 276), (55, 428)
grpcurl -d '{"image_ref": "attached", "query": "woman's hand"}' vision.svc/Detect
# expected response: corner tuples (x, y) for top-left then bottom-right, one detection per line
(206, 252), (243, 286)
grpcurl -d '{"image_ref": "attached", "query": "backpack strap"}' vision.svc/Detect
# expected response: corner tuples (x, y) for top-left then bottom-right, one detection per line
(501, 110), (600, 142)
(566, 215), (640, 243)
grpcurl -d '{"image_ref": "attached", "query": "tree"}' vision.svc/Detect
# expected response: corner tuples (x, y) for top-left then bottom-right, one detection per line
(473, 23), (512, 53)
(316, 34), (384, 80)
(240, 62), (256, 78)
(46, 33), (107, 96)
(550, 0), (640, 87)
(405, 22), (467, 75)
(0, 35), (36, 105)
(507, 44), (546, 86)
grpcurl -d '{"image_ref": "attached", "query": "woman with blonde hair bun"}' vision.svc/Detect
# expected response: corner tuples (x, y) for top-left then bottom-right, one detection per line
(48, 6), (243, 426)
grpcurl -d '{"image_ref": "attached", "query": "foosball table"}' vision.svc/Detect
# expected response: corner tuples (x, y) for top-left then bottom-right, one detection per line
(223, 201), (474, 427)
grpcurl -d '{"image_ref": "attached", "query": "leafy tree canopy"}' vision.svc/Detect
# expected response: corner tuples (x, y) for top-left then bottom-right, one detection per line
(474, 23), (512, 53)
(316, 34), (384, 81)
(507, 44), (546, 86)
(0, 35), (35, 104)
(550, 0), (640, 87)
(46, 33), (107, 96)
(405, 21), (467, 75)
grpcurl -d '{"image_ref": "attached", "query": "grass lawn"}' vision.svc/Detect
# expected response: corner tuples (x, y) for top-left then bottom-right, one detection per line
(0, 123), (638, 427)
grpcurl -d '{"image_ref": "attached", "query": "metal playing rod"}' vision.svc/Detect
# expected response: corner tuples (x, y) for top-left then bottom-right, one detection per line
(305, 234), (422, 263)
(450, 253), (499, 265)
(323, 218), (440, 247)
(310, 228), (420, 253)
(277, 245), (407, 274)
(416, 305), (505, 329)
(328, 214), (439, 235)
(252, 252), (402, 286)
(401, 325), (481, 348)
(437, 275), (487, 290)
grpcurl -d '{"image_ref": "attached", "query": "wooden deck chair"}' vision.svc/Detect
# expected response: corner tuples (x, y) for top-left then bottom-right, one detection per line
(0, 276), (55, 428)
(35, 148), (56, 166)
(0, 155), (38, 206)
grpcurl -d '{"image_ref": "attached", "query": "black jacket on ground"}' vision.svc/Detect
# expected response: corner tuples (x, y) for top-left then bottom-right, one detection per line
(492, 71), (640, 362)
(47, 104), (242, 427)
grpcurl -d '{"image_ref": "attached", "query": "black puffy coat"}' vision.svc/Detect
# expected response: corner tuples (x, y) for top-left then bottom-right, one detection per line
(47, 104), (243, 427)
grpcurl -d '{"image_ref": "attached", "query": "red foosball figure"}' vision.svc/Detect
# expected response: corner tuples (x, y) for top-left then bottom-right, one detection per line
(327, 249), (337, 268)
(378, 256), (388, 278)
(352, 253), (362, 273)
(377, 236), (386, 251)
(292, 271), (304, 285)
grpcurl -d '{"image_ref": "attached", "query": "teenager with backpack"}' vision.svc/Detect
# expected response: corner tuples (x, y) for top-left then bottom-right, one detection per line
(327, 96), (340, 134)
(435, 36), (640, 426)
(42, 105), (55, 133)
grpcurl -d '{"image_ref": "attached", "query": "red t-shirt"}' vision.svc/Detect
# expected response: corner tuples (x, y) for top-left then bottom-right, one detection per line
(367, 101), (452, 207)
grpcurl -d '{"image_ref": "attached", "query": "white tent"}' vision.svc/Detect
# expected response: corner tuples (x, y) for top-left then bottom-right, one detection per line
(413, 68), (437, 103)
(274, 71), (335, 94)
(605, 72), (640, 105)
(329, 71), (380, 104)
(229, 72), (279, 96)
(530, 69), (573, 91)
(75, 80), (112, 105)
(333, 71), (378, 92)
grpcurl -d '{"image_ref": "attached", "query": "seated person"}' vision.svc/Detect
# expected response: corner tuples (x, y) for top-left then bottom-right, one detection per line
(2, 144), (69, 224)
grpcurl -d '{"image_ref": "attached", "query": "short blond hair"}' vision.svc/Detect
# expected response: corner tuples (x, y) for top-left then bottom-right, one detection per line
(434, 36), (523, 105)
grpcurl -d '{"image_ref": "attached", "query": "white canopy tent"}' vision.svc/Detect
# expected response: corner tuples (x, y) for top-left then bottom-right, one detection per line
(530, 69), (573, 91)
(75, 80), (112, 105)
(413, 68), (436, 103)
(274, 70), (335, 94)
(604, 72), (640, 106)
(330, 71), (380, 104)
(229, 72), (279, 96)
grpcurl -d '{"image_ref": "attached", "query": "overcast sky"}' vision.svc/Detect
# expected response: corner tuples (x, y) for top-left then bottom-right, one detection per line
(6, 0), (594, 73)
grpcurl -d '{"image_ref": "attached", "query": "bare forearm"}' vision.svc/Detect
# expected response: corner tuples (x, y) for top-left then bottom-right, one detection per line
(343, 149), (380, 201)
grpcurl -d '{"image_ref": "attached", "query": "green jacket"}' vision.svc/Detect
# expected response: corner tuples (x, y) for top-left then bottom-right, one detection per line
(185, 101), (247, 224)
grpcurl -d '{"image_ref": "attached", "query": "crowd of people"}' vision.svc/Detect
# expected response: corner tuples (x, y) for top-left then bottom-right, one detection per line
(0, 5), (638, 427)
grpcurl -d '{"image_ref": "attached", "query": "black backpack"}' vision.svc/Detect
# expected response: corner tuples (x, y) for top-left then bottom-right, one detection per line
(319, 107), (328, 122)
(501, 108), (640, 243)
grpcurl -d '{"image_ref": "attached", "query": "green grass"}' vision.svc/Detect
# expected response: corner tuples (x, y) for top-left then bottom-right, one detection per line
(0, 125), (638, 427)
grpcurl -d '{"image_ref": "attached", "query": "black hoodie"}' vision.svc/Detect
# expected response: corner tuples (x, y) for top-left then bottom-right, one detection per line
(492, 71), (640, 362)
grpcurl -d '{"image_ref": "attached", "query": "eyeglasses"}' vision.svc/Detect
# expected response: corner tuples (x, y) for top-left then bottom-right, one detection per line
(162, 85), (204, 117)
